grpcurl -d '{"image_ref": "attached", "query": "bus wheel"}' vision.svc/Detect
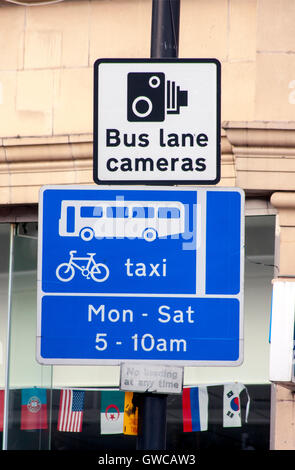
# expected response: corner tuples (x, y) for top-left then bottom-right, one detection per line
(80, 227), (94, 241)
(143, 228), (157, 242)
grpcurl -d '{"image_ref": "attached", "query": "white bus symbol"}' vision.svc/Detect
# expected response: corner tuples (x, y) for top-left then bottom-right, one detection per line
(58, 200), (185, 242)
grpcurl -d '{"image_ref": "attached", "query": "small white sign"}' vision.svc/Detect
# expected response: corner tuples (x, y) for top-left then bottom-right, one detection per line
(93, 59), (220, 185)
(120, 362), (183, 394)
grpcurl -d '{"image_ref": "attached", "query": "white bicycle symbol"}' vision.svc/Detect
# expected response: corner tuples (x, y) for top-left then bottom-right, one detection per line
(56, 250), (109, 283)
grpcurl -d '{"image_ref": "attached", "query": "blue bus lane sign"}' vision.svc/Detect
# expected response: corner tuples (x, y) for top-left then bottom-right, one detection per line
(36, 185), (244, 366)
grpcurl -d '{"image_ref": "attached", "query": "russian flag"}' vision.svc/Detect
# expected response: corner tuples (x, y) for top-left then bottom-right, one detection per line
(182, 387), (208, 432)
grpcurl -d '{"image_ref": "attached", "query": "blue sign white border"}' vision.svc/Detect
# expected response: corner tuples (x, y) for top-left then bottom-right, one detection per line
(36, 184), (244, 367)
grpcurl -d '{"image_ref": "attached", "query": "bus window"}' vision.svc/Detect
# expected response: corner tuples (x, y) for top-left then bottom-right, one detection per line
(107, 207), (129, 218)
(158, 207), (180, 219)
(132, 207), (155, 218)
(66, 206), (75, 233)
(80, 206), (103, 218)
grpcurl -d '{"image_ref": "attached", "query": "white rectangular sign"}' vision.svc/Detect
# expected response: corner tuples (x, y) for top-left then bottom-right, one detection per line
(93, 59), (221, 185)
(269, 280), (295, 382)
(120, 363), (183, 394)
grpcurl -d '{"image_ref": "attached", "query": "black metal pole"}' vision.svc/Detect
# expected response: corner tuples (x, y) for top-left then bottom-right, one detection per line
(150, 0), (180, 58)
(135, 0), (181, 451)
(135, 393), (168, 450)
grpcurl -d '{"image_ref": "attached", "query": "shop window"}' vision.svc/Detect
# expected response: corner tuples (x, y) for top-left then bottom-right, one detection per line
(2, 215), (275, 451)
(0, 224), (10, 450)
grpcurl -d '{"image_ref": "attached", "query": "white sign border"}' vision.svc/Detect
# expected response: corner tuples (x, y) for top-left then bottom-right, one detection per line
(93, 58), (221, 185)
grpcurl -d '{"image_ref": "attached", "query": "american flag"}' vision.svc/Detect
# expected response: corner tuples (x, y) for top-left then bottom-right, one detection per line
(57, 389), (85, 432)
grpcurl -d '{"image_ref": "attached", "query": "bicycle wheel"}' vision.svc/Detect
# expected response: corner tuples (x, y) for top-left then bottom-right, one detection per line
(56, 263), (75, 282)
(90, 263), (109, 282)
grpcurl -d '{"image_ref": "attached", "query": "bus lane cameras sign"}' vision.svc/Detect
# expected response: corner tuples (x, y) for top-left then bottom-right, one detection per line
(37, 185), (244, 366)
(93, 58), (221, 185)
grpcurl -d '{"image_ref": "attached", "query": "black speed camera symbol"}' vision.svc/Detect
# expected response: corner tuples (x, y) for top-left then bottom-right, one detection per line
(127, 72), (188, 122)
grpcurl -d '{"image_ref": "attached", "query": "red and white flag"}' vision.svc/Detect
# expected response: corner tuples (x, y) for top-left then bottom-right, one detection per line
(57, 389), (85, 432)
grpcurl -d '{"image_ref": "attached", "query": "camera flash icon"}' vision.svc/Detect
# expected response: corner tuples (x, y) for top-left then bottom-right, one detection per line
(127, 72), (188, 122)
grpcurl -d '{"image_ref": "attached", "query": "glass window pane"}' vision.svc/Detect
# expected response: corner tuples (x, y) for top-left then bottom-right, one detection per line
(1, 214), (274, 451)
(7, 224), (52, 450)
(0, 224), (10, 450)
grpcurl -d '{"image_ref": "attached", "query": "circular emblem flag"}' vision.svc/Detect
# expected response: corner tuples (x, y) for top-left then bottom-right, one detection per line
(27, 396), (42, 414)
(223, 383), (250, 428)
(100, 391), (125, 434)
(21, 388), (48, 430)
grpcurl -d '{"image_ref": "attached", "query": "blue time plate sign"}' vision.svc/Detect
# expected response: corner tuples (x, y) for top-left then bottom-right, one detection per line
(37, 185), (244, 366)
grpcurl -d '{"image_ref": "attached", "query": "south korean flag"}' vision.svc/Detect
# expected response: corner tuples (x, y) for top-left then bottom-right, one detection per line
(223, 383), (250, 428)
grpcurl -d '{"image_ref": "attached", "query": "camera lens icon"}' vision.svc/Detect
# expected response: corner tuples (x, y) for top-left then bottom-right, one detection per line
(127, 72), (188, 122)
(131, 76), (162, 119)
(132, 96), (153, 119)
(149, 75), (161, 88)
